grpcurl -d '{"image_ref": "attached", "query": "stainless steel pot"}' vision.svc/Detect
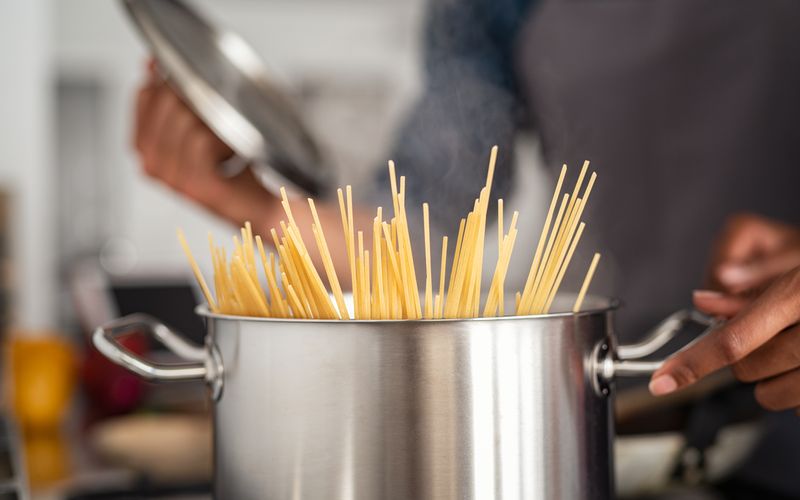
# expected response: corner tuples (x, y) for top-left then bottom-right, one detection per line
(93, 296), (716, 500)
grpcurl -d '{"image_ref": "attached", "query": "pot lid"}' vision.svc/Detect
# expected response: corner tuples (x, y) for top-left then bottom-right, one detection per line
(122, 0), (332, 196)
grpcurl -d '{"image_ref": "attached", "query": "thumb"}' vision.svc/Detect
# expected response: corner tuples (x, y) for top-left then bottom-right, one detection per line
(651, 271), (800, 396)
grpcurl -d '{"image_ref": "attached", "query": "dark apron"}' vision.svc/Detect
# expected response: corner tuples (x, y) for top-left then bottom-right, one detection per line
(515, 0), (800, 494)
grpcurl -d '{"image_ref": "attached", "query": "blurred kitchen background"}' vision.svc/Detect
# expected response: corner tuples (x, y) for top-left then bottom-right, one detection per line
(0, 0), (769, 498)
(4, 0), (428, 333)
(0, 0), (556, 498)
(2, 0), (428, 497)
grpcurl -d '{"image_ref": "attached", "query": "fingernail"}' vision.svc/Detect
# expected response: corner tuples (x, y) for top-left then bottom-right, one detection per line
(693, 289), (723, 299)
(718, 265), (752, 285)
(649, 375), (678, 396)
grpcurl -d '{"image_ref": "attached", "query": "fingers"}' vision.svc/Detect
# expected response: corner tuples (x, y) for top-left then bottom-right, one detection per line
(717, 249), (800, 293)
(753, 368), (800, 411)
(692, 289), (749, 318)
(713, 213), (790, 264)
(732, 324), (800, 383)
(143, 86), (181, 162)
(128, 59), (274, 227)
(707, 213), (800, 292)
(133, 74), (158, 153)
(134, 77), (232, 186)
(178, 126), (227, 203)
(147, 57), (158, 77)
(650, 268), (800, 396)
(687, 271), (800, 414)
(156, 103), (198, 186)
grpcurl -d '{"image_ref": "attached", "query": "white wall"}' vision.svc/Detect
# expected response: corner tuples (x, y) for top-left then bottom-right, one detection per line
(0, 0), (56, 330)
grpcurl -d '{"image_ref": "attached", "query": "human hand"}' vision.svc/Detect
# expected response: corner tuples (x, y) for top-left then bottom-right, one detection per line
(133, 59), (279, 226)
(706, 213), (800, 295)
(649, 269), (800, 412)
(133, 60), (375, 286)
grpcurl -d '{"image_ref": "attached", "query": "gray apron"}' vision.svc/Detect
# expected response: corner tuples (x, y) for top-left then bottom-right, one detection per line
(515, 0), (800, 493)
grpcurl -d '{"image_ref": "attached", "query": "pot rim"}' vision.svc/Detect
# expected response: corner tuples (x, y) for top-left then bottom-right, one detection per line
(195, 295), (622, 324)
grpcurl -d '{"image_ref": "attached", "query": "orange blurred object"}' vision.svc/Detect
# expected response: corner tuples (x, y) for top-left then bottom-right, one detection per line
(23, 429), (71, 490)
(6, 333), (77, 430)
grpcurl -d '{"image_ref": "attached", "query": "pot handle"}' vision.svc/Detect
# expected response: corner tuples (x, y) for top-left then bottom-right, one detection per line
(593, 309), (721, 392)
(93, 313), (220, 385)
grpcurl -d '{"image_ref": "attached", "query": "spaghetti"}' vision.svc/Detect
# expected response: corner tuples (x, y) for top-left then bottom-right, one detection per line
(179, 147), (601, 319)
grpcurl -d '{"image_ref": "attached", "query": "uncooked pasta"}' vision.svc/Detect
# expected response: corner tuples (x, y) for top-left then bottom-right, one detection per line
(177, 147), (602, 319)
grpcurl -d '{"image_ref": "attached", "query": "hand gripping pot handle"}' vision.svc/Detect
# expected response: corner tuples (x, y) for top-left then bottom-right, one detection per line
(592, 309), (722, 396)
(92, 313), (223, 399)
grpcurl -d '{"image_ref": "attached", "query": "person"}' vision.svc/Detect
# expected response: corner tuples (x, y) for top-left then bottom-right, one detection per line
(133, 0), (800, 495)
(653, 214), (800, 407)
(653, 215), (800, 497)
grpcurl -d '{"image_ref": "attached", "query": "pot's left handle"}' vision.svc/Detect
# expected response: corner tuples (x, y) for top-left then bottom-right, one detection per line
(93, 313), (223, 398)
(592, 309), (721, 395)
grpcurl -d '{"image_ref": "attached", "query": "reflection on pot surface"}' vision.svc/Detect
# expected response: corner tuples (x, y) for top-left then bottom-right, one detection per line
(94, 296), (717, 500)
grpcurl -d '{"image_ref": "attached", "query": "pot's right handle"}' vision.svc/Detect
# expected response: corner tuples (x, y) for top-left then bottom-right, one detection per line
(93, 313), (223, 398)
(593, 309), (721, 394)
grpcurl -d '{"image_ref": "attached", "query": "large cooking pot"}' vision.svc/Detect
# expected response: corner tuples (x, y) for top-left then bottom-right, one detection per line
(93, 296), (716, 499)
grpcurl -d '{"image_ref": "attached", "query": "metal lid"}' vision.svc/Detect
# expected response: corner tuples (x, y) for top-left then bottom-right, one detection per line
(122, 0), (332, 196)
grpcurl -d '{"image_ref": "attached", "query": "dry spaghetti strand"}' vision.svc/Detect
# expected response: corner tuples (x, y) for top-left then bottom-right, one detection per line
(177, 229), (218, 312)
(179, 149), (600, 320)
(573, 253), (601, 313)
